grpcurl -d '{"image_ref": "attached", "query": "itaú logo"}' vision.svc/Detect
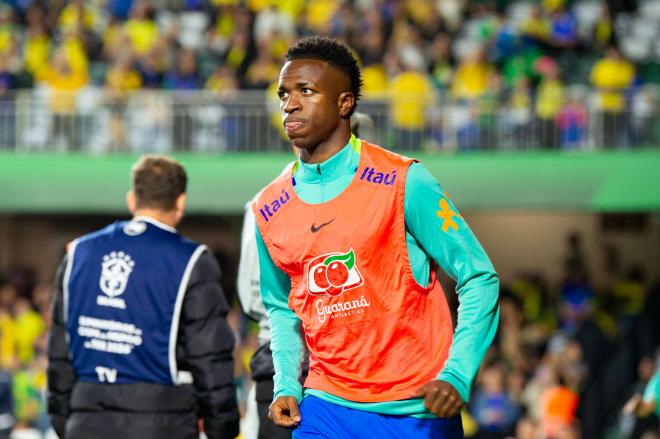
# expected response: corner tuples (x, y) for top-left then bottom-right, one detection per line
(307, 249), (363, 297)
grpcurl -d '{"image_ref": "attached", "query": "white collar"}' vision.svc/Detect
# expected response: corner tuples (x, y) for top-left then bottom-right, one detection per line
(132, 215), (178, 233)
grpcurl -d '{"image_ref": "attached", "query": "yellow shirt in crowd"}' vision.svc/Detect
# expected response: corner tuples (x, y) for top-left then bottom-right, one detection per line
(15, 309), (45, 365)
(24, 33), (51, 76)
(536, 79), (564, 119)
(361, 64), (389, 97)
(451, 61), (493, 100)
(58, 4), (96, 33)
(306, 0), (338, 31)
(106, 67), (143, 93)
(0, 313), (17, 369)
(123, 19), (159, 55)
(590, 57), (635, 112)
(390, 70), (434, 130)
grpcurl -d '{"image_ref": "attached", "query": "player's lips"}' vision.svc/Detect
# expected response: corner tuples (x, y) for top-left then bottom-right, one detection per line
(283, 119), (306, 133)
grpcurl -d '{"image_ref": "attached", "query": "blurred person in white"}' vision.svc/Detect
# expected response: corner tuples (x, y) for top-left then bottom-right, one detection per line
(237, 113), (374, 439)
(47, 155), (239, 439)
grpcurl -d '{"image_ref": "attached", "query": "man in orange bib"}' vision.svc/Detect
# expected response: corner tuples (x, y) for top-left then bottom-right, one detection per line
(252, 37), (500, 438)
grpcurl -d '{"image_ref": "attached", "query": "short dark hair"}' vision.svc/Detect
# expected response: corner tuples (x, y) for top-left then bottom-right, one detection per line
(285, 36), (362, 117)
(131, 155), (187, 210)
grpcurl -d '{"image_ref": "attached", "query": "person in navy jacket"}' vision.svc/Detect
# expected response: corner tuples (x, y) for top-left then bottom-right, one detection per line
(47, 155), (239, 439)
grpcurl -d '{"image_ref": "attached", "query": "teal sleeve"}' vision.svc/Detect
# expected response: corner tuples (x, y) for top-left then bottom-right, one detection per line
(643, 369), (660, 404)
(404, 162), (500, 402)
(255, 221), (304, 402)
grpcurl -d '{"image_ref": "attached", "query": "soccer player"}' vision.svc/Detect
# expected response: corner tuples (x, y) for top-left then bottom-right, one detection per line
(252, 36), (500, 438)
(238, 114), (375, 439)
(47, 155), (239, 439)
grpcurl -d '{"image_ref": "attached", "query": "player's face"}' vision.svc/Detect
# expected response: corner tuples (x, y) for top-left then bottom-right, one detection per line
(277, 59), (351, 150)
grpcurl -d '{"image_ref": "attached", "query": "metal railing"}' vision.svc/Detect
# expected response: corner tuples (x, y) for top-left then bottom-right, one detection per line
(0, 86), (658, 153)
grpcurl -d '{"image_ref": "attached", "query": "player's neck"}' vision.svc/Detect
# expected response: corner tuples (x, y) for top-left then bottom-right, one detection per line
(133, 209), (179, 229)
(298, 125), (351, 164)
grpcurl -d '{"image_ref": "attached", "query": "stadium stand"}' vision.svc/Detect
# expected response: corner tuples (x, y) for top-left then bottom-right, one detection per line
(0, 1), (659, 439)
(0, 0), (658, 151)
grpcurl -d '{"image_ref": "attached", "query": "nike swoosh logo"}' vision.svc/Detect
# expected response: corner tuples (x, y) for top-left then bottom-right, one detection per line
(311, 218), (336, 233)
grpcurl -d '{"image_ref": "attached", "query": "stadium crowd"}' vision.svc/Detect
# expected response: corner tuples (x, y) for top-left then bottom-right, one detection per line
(0, 0), (658, 150)
(0, 232), (658, 438)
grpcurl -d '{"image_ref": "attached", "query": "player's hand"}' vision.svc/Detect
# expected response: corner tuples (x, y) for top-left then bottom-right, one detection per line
(268, 396), (301, 427)
(413, 380), (463, 417)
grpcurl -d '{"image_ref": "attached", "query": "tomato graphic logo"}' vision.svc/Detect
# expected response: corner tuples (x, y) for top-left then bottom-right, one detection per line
(307, 249), (363, 296)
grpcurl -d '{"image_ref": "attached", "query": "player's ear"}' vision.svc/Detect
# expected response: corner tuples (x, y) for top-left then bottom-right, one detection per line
(174, 193), (187, 224)
(126, 191), (136, 214)
(338, 92), (354, 119)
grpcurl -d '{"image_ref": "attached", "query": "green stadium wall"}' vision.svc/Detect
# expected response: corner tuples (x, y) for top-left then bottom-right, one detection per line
(1, 150), (659, 213)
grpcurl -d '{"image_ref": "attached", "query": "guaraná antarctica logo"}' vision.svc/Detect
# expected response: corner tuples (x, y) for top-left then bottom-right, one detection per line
(307, 248), (363, 297)
(97, 251), (135, 309)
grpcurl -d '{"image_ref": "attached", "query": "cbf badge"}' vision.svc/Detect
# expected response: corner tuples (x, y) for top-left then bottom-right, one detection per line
(97, 251), (135, 309)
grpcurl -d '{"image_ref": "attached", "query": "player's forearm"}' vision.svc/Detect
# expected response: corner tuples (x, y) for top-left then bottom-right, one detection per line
(268, 309), (304, 402)
(403, 163), (500, 401)
(438, 271), (499, 401)
(256, 224), (303, 401)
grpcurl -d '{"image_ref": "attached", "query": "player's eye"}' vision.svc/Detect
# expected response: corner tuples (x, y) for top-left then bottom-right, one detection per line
(277, 90), (288, 100)
(301, 88), (313, 95)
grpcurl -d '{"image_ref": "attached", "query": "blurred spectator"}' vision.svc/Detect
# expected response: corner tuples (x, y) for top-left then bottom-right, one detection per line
(535, 58), (564, 149)
(638, 361), (660, 423)
(549, 5), (579, 49)
(451, 47), (493, 101)
(428, 33), (453, 92)
(13, 298), (44, 367)
(165, 48), (203, 150)
(477, 72), (502, 150)
(22, 6), (51, 80)
(0, 283), (18, 371)
(389, 48), (434, 150)
(0, 54), (15, 149)
(164, 48), (202, 90)
(506, 77), (533, 149)
(631, 85), (657, 147)
(243, 43), (279, 90)
(29, 284), (51, 325)
(593, 4), (615, 50)
(123, 0), (159, 58)
(37, 48), (88, 151)
(564, 232), (586, 278)
(471, 364), (521, 438)
(105, 51), (142, 150)
(611, 265), (648, 336)
(254, 5), (295, 46)
(557, 91), (588, 149)
(521, 5), (551, 45)
(511, 416), (539, 439)
(590, 46), (635, 148)
(106, 0), (134, 20)
(205, 64), (238, 95)
(136, 49), (164, 88)
(0, 6), (19, 72)
(538, 372), (580, 437)
(57, 0), (97, 35)
(621, 355), (660, 437)
(11, 352), (46, 433)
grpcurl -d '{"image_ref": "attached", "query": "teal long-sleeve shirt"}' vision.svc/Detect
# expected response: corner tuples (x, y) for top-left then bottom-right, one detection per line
(256, 136), (499, 417)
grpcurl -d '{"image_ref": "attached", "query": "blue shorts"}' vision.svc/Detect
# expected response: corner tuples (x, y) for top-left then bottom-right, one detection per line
(292, 396), (463, 439)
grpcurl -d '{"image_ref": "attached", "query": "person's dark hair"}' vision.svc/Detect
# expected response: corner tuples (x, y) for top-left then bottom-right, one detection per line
(285, 36), (363, 117)
(131, 155), (187, 210)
